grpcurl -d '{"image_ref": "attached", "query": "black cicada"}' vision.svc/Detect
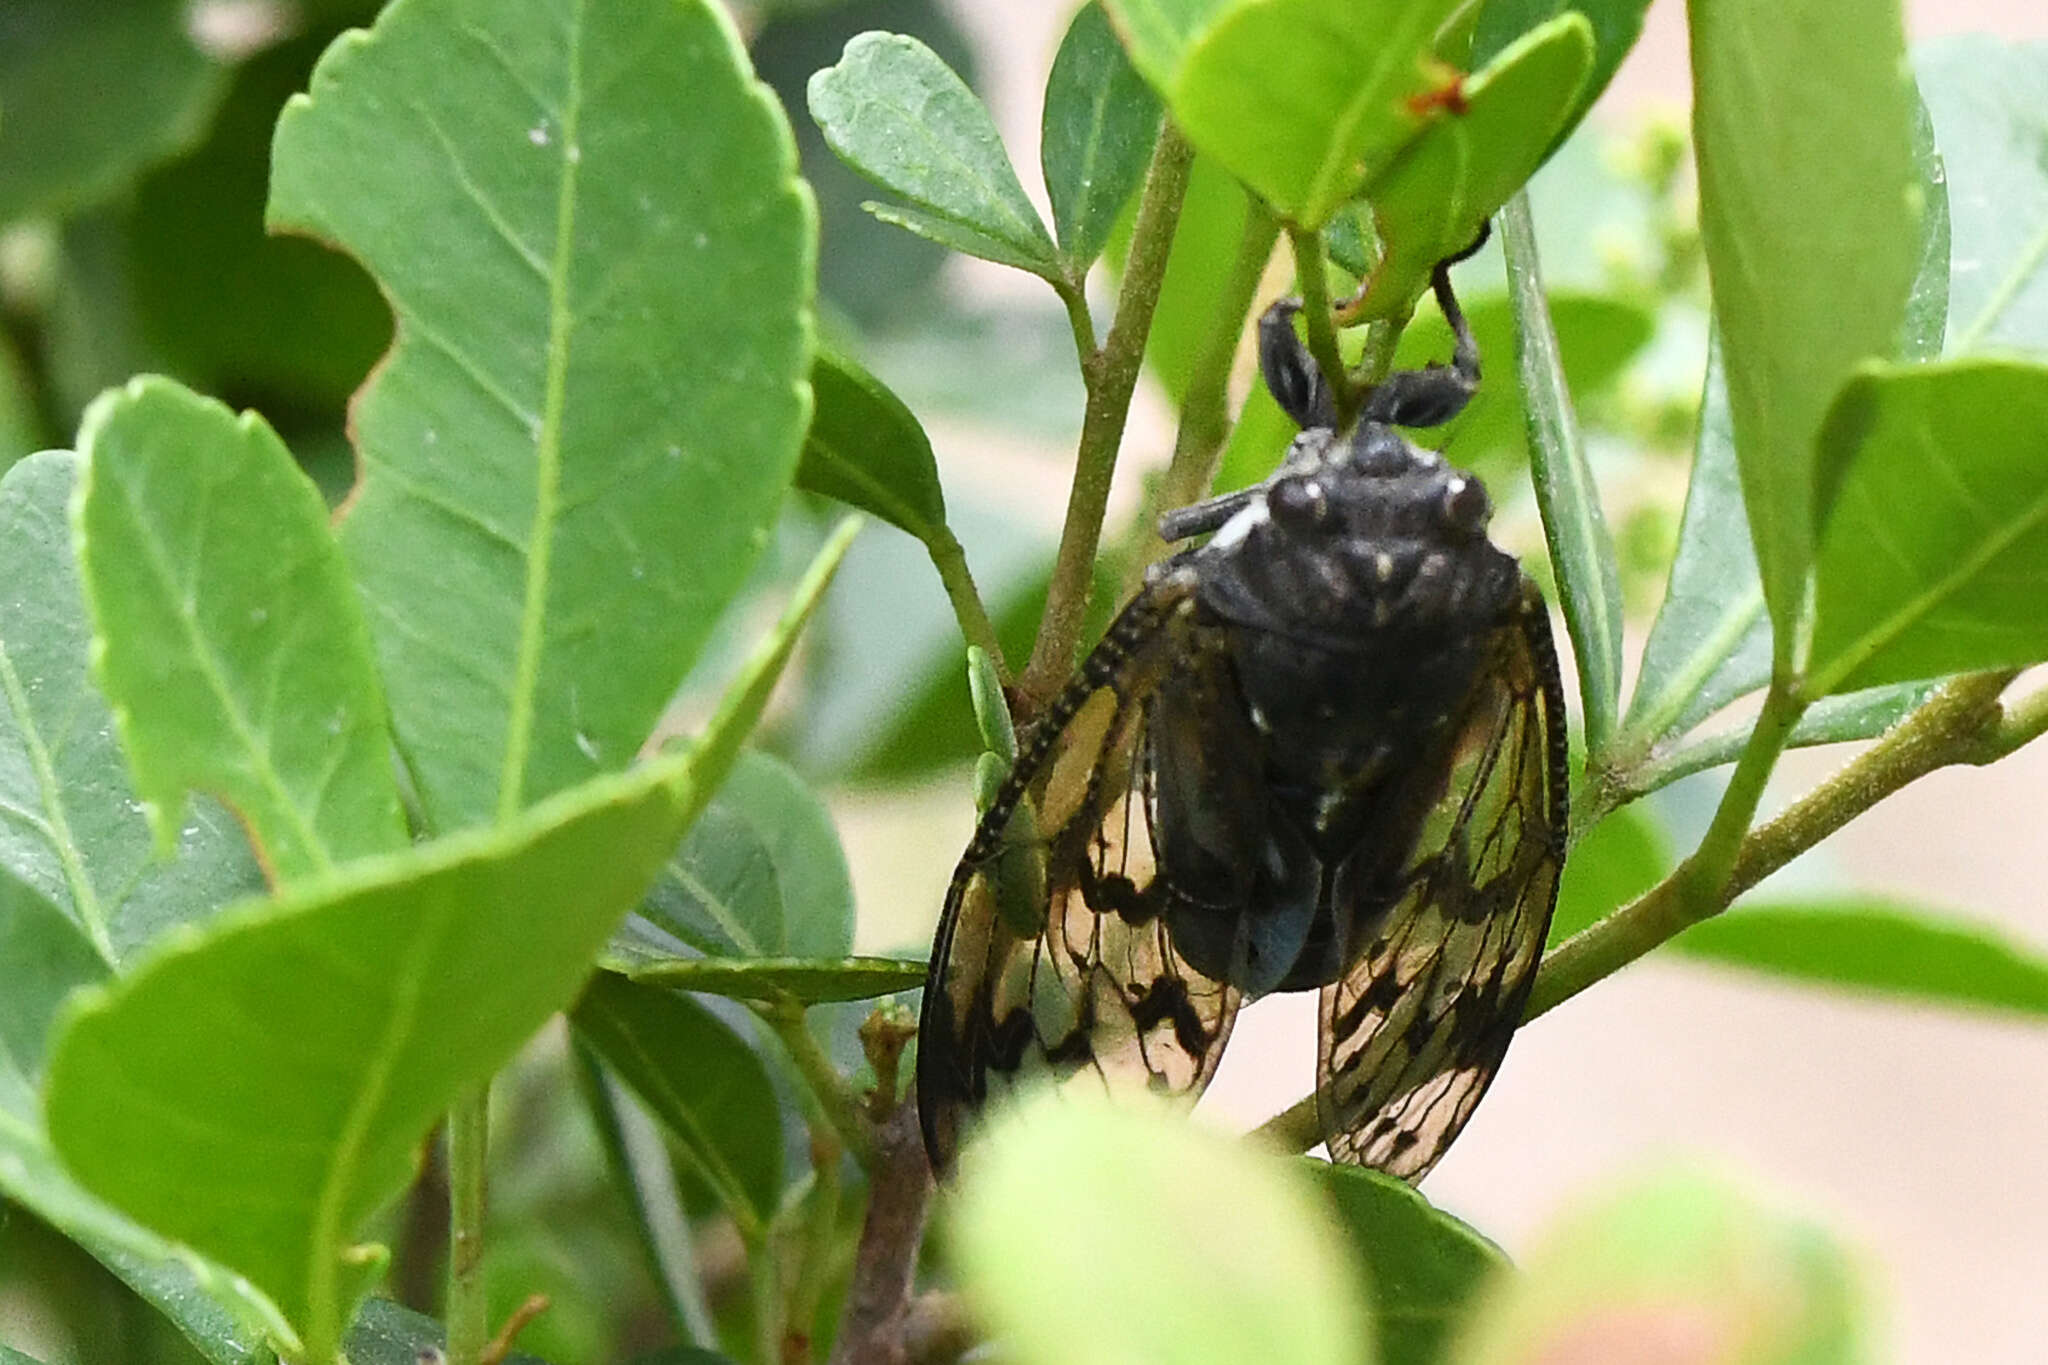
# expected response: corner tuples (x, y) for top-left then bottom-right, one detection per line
(918, 252), (1567, 1181)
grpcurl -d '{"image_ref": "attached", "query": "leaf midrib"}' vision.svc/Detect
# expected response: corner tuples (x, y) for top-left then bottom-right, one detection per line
(499, 0), (588, 822)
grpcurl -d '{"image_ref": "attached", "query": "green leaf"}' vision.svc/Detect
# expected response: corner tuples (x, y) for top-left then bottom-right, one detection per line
(0, 1347), (48, 1364)
(1449, 1167), (1866, 1365)
(1164, 0), (1466, 229)
(951, 1091), (1376, 1365)
(1359, 17), (1592, 321)
(1917, 38), (2048, 353)
(1470, 0), (1652, 148)
(1622, 73), (1946, 758)
(1675, 896), (2048, 1020)
(808, 33), (1060, 278)
(1301, 1161), (1504, 1365)
(0, 451), (262, 965)
(610, 953), (927, 1005)
(0, 0), (227, 223)
(75, 378), (406, 879)
(1102, 0), (1229, 87)
(45, 762), (701, 1362)
(631, 749), (857, 962)
(1042, 2), (1163, 270)
(41, 518), (854, 1365)
(1689, 0), (1920, 664)
(269, 0), (816, 832)
(0, 463), (275, 1362)
(1805, 360), (2048, 695)
(799, 348), (946, 541)
(1634, 679), (1936, 794)
(0, 1113), (283, 1365)
(571, 974), (784, 1232)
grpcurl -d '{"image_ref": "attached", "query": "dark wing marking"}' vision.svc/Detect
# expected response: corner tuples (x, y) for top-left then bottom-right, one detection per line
(1316, 580), (1567, 1180)
(919, 567), (1242, 1172)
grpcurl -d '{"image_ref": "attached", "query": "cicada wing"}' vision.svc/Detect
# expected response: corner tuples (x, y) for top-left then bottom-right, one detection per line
(1316, 584), (1567, 1180)
(919, 570), (1242, 1171)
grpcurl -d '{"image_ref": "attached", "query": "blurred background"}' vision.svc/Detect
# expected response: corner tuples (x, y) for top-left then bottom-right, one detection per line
(2, 1), (2045, 1361)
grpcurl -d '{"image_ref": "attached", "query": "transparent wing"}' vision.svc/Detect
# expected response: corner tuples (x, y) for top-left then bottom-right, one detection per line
(919, 570), (1242, 1171)
(1316, 584), (1567, 1180)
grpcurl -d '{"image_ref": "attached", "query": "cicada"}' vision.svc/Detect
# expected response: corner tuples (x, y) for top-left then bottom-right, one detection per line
(918, 251), (1567, 1181)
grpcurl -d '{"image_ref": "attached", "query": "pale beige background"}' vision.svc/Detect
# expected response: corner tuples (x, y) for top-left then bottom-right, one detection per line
(841, 4), (2048, 1360)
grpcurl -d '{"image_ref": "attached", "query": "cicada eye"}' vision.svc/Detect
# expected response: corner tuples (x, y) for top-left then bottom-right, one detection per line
(1269, 477), (1329, 530)
(1439, 475), (1490, 534)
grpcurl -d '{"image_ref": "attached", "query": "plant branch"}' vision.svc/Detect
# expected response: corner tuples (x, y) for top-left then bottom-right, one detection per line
(924, 526), (1007, 681)
(444, 1087), (491, 1365)
(1018, 123), (1194, 708)
(1528, 668), (2016, 1018)
(1053, 274), (1098, 370)
(1285, 223), (1355, 426)
(826, 1099), (934, 1365)
(761, 999), (877, 1171)
(747, 1229), (784, 1365)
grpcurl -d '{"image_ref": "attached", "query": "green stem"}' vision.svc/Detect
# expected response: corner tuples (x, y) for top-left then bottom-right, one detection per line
(1285, 223), (1355, 426)
(445, 1087), (491, 1365)
(1988, 676), (2048, 755)
(761, 1000), (876, 1171)
(925, 526), (1008, 681)
(1675, 679), (1806, 904)
(746, 1231), (783, 1365)
(1054, 273), (1099, 370)
(1018, 123), (1195, 708)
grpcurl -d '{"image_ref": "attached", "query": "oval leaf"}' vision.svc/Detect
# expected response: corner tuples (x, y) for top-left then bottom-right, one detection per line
(629, 749), (857, 962)
(807, 33), (1059, 278)
(799, 348), (946, 541)
(41, 520), (854, 1365)
(1042, 2), (1163, 269)
(0, 451), (261, 965)
(269, 0), (816, 831)
(1807, 359), (2048, 695)
(1622, 68), (1948, 759)
(1301, 1160), (1505, 1365)
(951, 1090), (1376, 1365)
(1690, 0), (1920, 660)
(1170, 0), (1465, 228)
(1469, 0), (1652, 152)
(571, 974), (784, 1230)
(76, 378), (406, 880)
(1360, 16), (1592, 321)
